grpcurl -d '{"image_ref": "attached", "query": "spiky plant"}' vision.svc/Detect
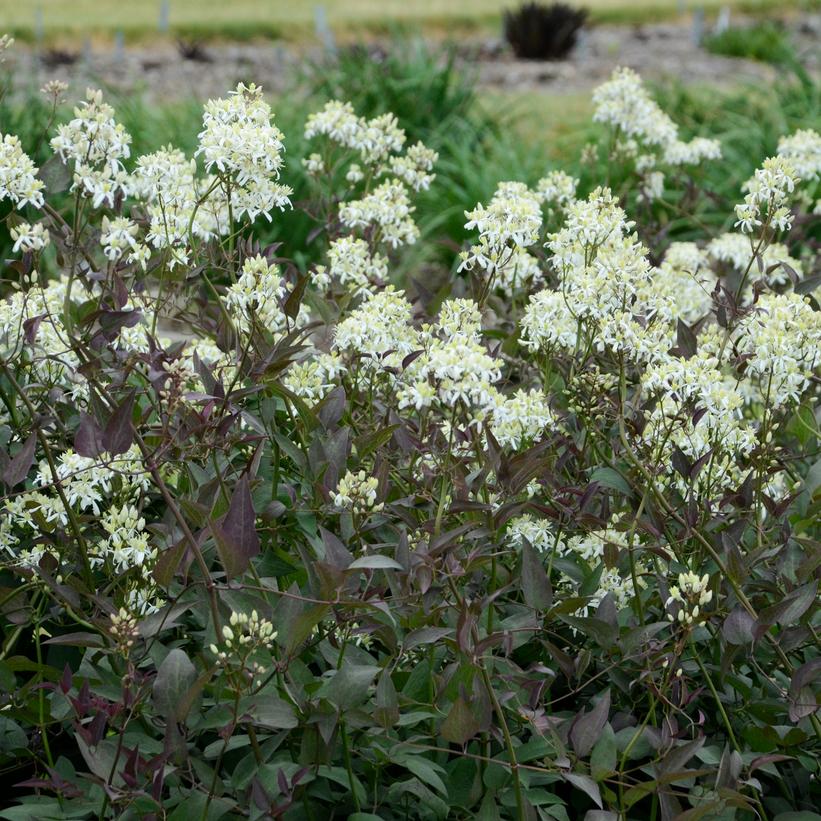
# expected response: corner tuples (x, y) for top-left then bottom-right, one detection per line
(503, 2), (588, 61)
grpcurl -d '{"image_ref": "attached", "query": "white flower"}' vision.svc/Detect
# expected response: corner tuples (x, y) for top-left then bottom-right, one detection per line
(326, 236), (388, 297)
(387, 142), (438, 192)
(460, 182), (542, 274)
(10, 221), (50, 253)
(334, 286), (418, 367)
(100, 216), (140, 262)
(223, 254), (308, 337)
(196, 83), (292, 222)
(340, 179), (419, 248)
(777, 128), (821, 181)
(305, 100), (362, 147)
(0, 133), (45, 209)
(735, 292), (821, 408)
(735, 156), (800, 235)
(592, 67), (678, 148)
(535, 170), (578, 206)
(488, 388), (553, 449)
(51, 88), (131, 207)
(332, 470), (382, 513)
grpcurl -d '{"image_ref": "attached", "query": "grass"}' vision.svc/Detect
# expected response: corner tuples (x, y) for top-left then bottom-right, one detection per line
(2, 0), (817, 43)
(704, 21), (795, 64)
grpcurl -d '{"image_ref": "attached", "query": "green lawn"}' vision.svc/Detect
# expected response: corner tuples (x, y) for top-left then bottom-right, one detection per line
(3, 0), (814, 42)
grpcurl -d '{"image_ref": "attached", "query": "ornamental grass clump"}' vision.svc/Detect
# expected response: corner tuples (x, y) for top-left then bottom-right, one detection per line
(0, 41), (820, 820)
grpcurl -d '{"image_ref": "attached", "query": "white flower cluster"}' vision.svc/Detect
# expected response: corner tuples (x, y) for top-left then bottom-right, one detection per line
(332, 470), (382, 514)
(707, 232), (803, 287)
(324, 236), (389, 297)
(666, 571), (712, 625)
(339, 178), (419, 248)
(0, 278), (84, 390)
(507, 516), (648, 613)
(333, 286), (418, 369)
(50, 89), (132, 208)
(196, 83), (292, 221)
(777, 128), (821, 181)
(0, 132), (45, 209)
(134, 146), (227, 267)
(525, 187), (673, 364)
(388, 142), (438, 192)
(223, 254), (309, 338)
(109, 608), (140, 653)
(654, 242), (715, 324)
(100, 216), (147, 268)
(734, 292), (821, 408)
(460, 181), (542, 275)
(0, 445), (151, 578)
(210, 610), (276, 685)
(535, 170), (578, 207)
(592, 67), (721, 167)
(494, 249), (544, 297)
(735, 156), (799, 234)
(639, 354), (756, 496)
(305, 101), (438, 190)
(283, 352), (344, 402)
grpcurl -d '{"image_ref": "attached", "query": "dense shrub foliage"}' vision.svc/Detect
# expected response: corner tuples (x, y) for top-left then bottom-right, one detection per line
(503, 3), (588, 61)
(0, 34), (820, 820)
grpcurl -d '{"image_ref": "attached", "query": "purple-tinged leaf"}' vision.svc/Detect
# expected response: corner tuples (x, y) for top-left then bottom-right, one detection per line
(102, 390), (136, 456)
(2, 433), (36, 487)
(759, 581), (817, 628)
(74, 412), (105, 458)
(215, 475), (260, 579)
(521, 540), (552, 610)
(723, 608), (755, 645)
(570, 690), (611, 758)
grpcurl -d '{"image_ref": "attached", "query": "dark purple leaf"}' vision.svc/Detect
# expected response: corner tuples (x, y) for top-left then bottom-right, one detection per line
(102, 390), (136, 456)
(3, 433), (36, 487)
(74, 412), (105, 458)
(215, 475), (260, 579)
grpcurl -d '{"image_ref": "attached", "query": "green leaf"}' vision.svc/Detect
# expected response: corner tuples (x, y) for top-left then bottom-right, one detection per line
(589, 467), (632, 496)
(440, 696), (481, 745)
(397, 754), (448, 795)
(563, 772), (602, 808)
(0, 718), (27, 753)
(374, 671), (399, 729)
(38, 154), (72, 194)
(153, 648), (198, 722)
(590, 724), (617, 781)
(722, 608), (755, 644)
(2, 432), (36, 488)
(241, 694), (298, 729)
(102, 389), (136, 456)
(318, 664), (380, 711)
(348, 555), (404, 571)
(521, 540), (552, 610)
(570, 690), (610, 758)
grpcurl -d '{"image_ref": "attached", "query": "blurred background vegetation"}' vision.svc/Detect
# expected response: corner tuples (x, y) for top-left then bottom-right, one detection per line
(0, 0), (818, 42)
